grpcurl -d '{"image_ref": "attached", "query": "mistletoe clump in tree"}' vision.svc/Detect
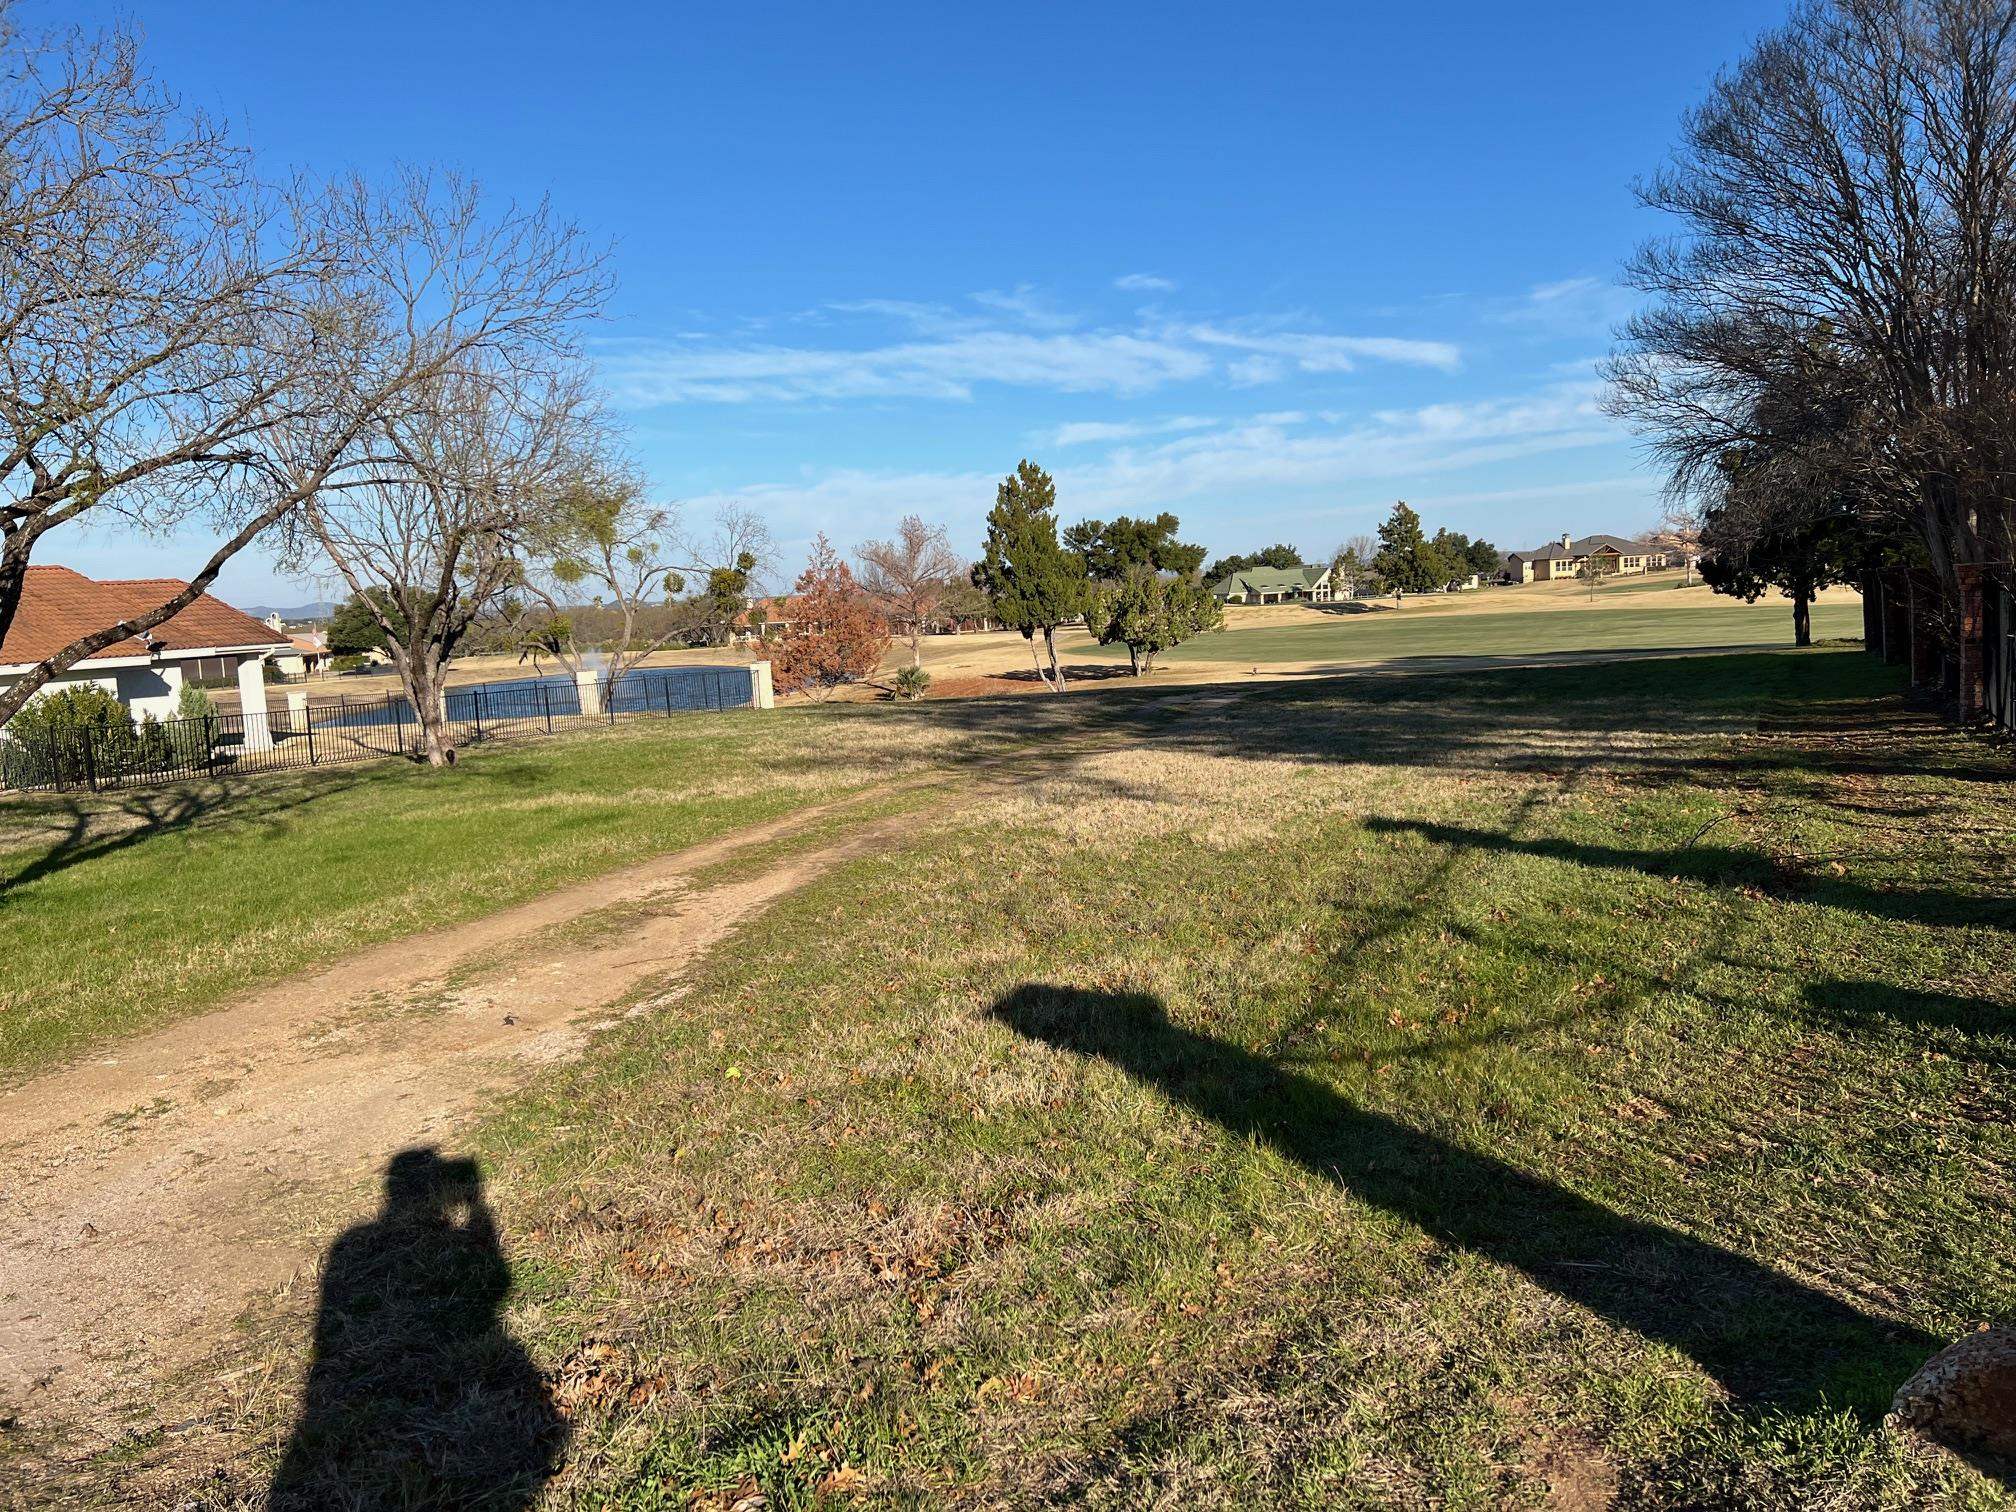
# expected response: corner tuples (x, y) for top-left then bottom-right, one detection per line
(772, 535), (890, 699)
(973, 460), (1086, 692)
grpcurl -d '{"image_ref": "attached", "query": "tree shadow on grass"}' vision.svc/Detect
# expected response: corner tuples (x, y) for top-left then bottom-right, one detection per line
(989, 984), (1937, 1420)
(1363, 817), (2016, 932)
(1802, 979), (2016, 1064)
(269, 1148), (566, 1510)
(0, 768), (366, 898)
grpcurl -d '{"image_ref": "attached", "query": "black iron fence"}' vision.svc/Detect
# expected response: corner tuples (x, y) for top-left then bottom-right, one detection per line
(0, 664), (755, 794)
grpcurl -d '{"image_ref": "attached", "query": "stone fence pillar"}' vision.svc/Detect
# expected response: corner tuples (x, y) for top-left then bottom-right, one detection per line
(235, 656), (273, 751)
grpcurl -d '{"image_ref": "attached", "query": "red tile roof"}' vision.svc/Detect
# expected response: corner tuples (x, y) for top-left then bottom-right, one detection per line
(0, 566), (292, 668)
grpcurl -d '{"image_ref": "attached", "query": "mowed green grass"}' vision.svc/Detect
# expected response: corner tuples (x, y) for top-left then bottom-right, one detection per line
(1116, 595), (1862, 666)
(0, 704), (1051, 1081)
(152, 649), (2016, 1509)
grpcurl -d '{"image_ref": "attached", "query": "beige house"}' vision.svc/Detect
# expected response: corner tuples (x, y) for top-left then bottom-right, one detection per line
(1505, 533), (1667, 583)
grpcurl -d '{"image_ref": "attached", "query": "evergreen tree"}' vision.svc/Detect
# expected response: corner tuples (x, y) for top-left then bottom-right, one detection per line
(1086, 567), (1223, 675)
(973, 460), (1087, 691)
(1699, 447), (1872, 646)
(327, 591), (408, 656)
(1372, 502), (1440, 594)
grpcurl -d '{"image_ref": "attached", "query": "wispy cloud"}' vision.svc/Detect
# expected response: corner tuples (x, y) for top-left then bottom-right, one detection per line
(971, 283), (1077, 330)
(1228, 355), (1287, 387)
(1490, 275), (1639, 339)
(600, 331), (1214, 404)
(601, 305), (1464, 406)
(1045, 415), (1216, 446)
(1114, 272), (1178, 293)
(1185, 323), (1464, 374)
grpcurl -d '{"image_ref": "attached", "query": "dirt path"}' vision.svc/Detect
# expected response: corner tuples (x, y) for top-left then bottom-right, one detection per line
(0, 793), (935, 1446)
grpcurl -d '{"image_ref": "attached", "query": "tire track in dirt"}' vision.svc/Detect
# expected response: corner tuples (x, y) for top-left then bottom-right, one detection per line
(0, 792), (944, 1443)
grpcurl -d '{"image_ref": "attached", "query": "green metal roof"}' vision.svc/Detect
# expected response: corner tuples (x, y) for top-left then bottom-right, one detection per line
(1210, 565), (1325, 596)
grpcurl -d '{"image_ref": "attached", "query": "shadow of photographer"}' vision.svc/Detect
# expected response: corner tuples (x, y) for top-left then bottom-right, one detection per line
(269, 1147), (566, 1509)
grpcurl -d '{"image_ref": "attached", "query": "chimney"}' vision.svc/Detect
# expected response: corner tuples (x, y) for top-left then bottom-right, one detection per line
(1560, 532), (1573, 551)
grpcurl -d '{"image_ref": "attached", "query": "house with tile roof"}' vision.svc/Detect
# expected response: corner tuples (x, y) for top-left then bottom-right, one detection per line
(1503, 533), (1669, 584)
(0, 566), (294, 738)
(1208, 564), (1339, 604)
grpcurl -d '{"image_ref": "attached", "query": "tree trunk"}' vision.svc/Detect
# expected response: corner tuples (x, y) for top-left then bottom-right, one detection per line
(1027, 631), (1050, 689)
(1044, 625), (1066, 692)
(1127, 642), (1143, 676)
(1793, 586), (1812, 647)
(398, 649), (458, 767)
(910, 626), (923, 669)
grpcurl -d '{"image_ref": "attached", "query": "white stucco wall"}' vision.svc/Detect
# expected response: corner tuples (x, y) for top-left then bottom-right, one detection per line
(0, 662), (189, 726)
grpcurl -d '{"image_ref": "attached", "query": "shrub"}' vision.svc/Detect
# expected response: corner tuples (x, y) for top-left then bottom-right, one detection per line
(176, 682), (215, 720)
(3, 684), (135, 787)
(892, 665), (931, 701)
(772, 536), (891, 699)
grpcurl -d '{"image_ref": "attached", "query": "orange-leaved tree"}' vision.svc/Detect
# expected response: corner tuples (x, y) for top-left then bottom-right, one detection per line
(772, 535), (891, 699)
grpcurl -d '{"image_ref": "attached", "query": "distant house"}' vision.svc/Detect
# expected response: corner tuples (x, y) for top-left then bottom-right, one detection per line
(731, 595), (798, 645)
(1504, 533), (1665, 583)
(1209, 564), (1339, 604)
(0, 566), (292, 726)
(272, 632), (333, 681)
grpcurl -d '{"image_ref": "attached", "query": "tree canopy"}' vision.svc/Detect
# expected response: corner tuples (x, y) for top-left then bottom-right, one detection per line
(973, 460), (1085, 690)
(328, 591), (406, 656)
(1067, 513), (1207, 580)
(1086, 568), (1223, 676)
(773, 535), (889, 698)
(1607, 0), (2016, 697)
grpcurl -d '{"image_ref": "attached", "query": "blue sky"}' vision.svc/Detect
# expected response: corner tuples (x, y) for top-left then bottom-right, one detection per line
(49, 0), (1777, 604)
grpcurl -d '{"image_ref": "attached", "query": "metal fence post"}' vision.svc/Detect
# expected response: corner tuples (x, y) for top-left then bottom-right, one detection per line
(608, 675), (616, 726)
(306, 704), (318, 766)
(395, 694), (409, 756)
(205, 714), (219, 777)
(540, 680), (552, 734)
(473, 685), (484, 742)
(81, 725), (100, 792)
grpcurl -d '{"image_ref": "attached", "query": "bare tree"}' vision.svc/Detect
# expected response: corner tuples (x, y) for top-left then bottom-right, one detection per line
(1607, 0), (2016, 625)
(0, 6), (334, 720)
(856, 515), (963, 667)
(299, 360), (596, 765)
(1327, 533), (1377, 596)
(0, 7), (610, 724)
(674, 503), (772, 647)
